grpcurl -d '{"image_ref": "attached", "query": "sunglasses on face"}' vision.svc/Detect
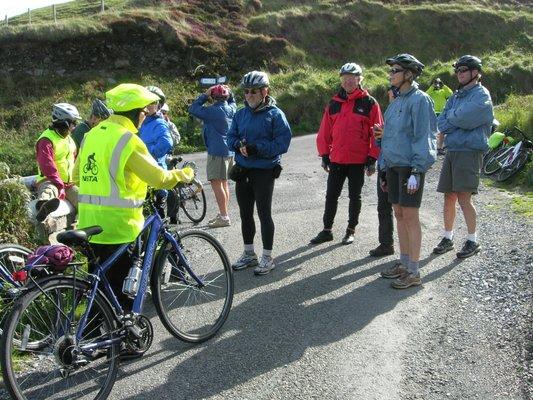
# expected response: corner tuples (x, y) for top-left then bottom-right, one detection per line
(455, 67), (470, 74)
(389, 68), (405, 75)
(244, 89), (260, 95)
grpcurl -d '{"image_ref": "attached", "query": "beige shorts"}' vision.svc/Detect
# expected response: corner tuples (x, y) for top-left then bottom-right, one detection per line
(206, 155), (233, 181)
(36, 180), (79, 209)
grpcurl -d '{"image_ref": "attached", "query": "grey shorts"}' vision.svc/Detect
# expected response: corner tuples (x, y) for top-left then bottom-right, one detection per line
(206, 155), (233, 181)
(437, 151), (483, 194)
(386, 166), (425, 208)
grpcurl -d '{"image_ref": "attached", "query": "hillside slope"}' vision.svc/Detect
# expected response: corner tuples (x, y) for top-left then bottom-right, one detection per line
(0, 0), (531, 177)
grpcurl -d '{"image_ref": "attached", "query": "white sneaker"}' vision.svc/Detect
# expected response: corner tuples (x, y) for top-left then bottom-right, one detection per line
(208, 215), (231, 228)
(231, 252), (258, 271)
(254, 255), (275, 275)
(208, 214), (221, 224)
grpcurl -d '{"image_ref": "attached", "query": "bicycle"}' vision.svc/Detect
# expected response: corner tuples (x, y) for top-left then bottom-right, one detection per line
(167, 156), (207, 224)
(0, 191), (234, 400)
(483, 127), (532, 181)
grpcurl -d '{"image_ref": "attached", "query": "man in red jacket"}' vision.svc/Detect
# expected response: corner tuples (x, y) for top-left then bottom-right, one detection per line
(310, 63), (382, 245)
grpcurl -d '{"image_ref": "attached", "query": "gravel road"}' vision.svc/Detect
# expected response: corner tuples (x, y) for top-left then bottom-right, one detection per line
(1, 134), (530, 399)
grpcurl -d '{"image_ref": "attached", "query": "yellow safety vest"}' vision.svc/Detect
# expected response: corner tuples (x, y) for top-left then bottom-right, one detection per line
(77, 115), (147, 244)
(36, 128), (76, 183)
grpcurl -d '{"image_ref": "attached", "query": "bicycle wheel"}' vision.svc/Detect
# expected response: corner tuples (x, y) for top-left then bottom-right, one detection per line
(483, 146), (512, 175)
(180, 184), (207, 223)
(0, 243), (31, 275)
(151, 229), (233, 343)
(1, 277), (119, 400)
(495, 147), (530, 182)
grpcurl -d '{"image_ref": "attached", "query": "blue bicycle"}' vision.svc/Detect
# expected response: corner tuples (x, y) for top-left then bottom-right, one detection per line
(0, 195), (234, 400)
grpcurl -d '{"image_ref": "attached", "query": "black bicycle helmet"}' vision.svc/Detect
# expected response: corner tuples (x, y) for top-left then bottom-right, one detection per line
(91, 99), (113, 119)
(453, 55), (482, 71)
(386, 53), (425, 76)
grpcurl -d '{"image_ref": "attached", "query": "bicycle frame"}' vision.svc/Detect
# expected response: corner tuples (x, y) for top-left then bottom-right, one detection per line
(73, 211), (206, 348)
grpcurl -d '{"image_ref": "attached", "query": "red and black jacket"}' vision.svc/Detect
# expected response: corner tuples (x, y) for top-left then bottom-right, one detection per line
(316, 87), (382, 164)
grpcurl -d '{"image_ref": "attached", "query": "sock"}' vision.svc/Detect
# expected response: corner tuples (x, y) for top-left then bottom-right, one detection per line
(244, 244), (255, 254)
(467, 232), (477, 242)
(220, 214), (230, 220)
(400, 253), (409, 266)
(262, 249), (272, 258)
(443, 230), (454, 240)
(408, 260), (420, 276)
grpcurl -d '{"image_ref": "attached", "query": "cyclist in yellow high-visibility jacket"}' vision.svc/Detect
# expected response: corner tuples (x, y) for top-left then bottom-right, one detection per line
(72, 83), (194, 315)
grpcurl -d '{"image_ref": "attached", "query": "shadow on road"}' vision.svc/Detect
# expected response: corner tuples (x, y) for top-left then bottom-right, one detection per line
(118, 251), (462, 399)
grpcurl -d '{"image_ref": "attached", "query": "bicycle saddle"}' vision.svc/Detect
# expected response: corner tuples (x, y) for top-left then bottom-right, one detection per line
(57, 226), (103, 246)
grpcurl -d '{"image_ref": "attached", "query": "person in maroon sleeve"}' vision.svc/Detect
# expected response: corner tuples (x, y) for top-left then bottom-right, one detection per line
(34, 103), (81, 222)
(310, 63), (382, 245)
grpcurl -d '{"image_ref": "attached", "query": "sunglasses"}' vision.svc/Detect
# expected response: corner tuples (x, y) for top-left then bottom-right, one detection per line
(243, 89), (260, 95)
(455, 66), (470, 73)
(389, 68), (405, 75)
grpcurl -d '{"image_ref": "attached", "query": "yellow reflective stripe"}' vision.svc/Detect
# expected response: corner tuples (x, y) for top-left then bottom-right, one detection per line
(78, 194), (143, 208)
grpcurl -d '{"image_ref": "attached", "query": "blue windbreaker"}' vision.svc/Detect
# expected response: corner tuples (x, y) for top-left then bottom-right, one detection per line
(437, 83), (493, 152)
(188, 93), (237, 157)
(381, 82), (437, 173)
(139, 113), (173, 169)
(227, 96), (292, 169)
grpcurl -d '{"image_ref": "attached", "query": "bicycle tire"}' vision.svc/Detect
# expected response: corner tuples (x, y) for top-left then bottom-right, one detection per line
(180, 184), (207, 223)
(483, 146), (512, 175)
(495, 147), (530, 182)
(0, 243), (31, 276)
(151, 229), (233, 343)
(1, 277), (119, 400)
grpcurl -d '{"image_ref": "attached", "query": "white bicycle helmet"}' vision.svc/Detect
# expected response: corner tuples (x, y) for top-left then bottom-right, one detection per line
(241, 71), (269, 89)
(339, 63), (362, 76)
(161, 103), (170, 112)
(145, 86), (166, 104)
(52, 103), (82, 122)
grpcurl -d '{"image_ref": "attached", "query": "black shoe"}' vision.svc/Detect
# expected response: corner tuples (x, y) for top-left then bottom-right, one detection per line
(437, 148), (446, 156)
(341, 230), (355, 245)
(35, 198), (60, 222)
(369, 244), (394, 257)
(433, 237), (454, 254)
(310, 230), (333, 244)
(456, 240), (481, 259)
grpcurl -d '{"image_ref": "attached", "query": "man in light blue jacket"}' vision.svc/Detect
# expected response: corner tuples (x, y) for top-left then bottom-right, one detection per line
(375, 54), (437, 289)
(188, 84), (236, 228)
(433, 55), (493, 259)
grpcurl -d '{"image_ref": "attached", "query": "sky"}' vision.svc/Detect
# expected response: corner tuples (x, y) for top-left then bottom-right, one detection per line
(1, 0), (74, 18)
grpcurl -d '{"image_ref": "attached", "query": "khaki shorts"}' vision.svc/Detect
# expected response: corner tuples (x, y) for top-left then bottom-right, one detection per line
(437, 151), (483, 194)
(206, 155), (233, 181)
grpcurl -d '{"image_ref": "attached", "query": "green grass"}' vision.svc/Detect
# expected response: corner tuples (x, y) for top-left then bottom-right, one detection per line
(511, 193), (533, 218)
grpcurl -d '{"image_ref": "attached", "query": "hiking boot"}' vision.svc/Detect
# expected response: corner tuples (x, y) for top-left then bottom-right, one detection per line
(341, 230), (355, 245)
(35, 198), (60, 222)
(380, 262), (407, 279)
(254, 255), (275, 276)
(456, 240), (481, 259)
(369, 244), (394, 257)
(208, 215), (231, 228)
(433, 237), (454, 254)
(310, 230), (333, 245)
(231, 252), (258, 271)
(391, 273), (422, 289)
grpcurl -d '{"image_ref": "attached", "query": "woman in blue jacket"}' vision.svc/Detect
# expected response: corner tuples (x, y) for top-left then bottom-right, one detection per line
(375, 54), (437, 289)
(227, 71), (292, 276)
(139, 86), (173, 217)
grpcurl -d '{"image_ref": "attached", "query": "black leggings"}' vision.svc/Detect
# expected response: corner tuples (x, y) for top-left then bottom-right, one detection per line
(323, 163), (365, 231)
(235, 168), (276, 250)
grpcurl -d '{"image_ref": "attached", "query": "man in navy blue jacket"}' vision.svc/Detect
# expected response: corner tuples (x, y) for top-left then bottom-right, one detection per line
(227, 71), (292, 276)
(189, 84), (237, 228)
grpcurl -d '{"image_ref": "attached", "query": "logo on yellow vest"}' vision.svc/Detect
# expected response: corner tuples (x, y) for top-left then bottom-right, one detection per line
(82, 153), (99, 182)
